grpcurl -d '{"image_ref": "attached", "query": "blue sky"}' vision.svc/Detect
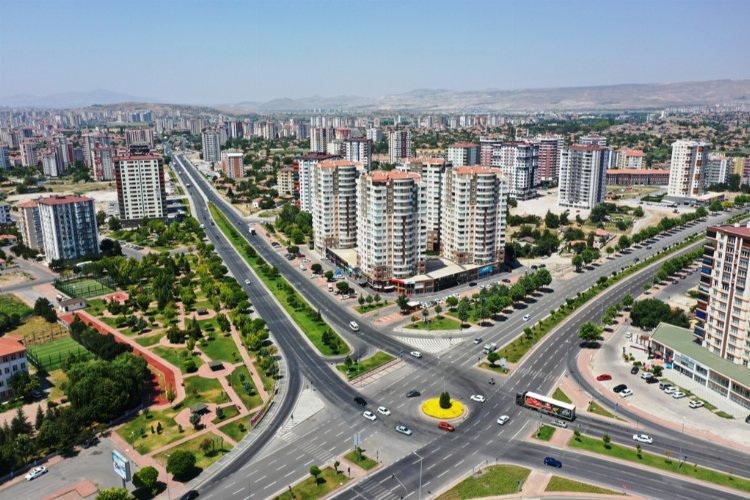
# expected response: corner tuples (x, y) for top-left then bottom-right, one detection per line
(1, 0), (748, 104)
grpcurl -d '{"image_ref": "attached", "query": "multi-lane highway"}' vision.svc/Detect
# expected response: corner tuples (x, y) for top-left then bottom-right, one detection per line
(173, 153), (749, 499)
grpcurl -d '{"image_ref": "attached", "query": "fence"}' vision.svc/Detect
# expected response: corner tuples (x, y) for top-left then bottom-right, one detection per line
(54, 275), (116, 299)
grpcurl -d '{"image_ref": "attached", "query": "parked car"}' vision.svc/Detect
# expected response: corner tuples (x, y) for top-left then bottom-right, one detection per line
(179, 491), (200, 500)
(363, 411), (377, 421)
(646, 377), (659, 384)
(672, 391), (686, 399)
(640, 372), (654, 380)
(497, 415), (510, 425)
(550, 419), (568, 428)
(630, 366), (639, 375)
(688, 400), (704, 409)
(619, 388), (634, 397)
(625, 332), (632, 339)
(470, 394), (486, 403)
(523, 314), (531, 321)
(633, 434), (653, 444)
(613, 384), (627, 393)
(354, 396), (367, 406)
(469, 282), (477, 287)
(406, 390), (421, 398)
(25, 466), (47, 481)
(377, 406), (391, 415)
(664, 386), (678, 394)
(410, 351), (422, 358)
(395, 425), (413, 436)
(474, 337), (483, 344)
(438, 421), (456, 432)
(596, 374), (612, 381)
(544, 457), (562, 468)
(244, 278), (251, 285)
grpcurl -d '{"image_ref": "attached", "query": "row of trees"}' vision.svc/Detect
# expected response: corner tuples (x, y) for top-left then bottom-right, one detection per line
(630, 298), (690, 329)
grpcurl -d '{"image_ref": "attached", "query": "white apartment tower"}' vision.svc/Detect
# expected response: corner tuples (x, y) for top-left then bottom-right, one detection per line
(389, 129), (412, 163)
(21, 140), (37, 167)
(558, 145), (608, 209)
(446, 143), (480, 166)
(344, 138), (372, 170)
(484, 141), (538, 200)
(311, 160), (360, 253)
(667, 140), (711, 198)
(114, 155), (167, 225)
(398, 158), (451, 252)
(441, 166), (507, 265)
(356, 171), (425, 288)
(202, 128), (222, 164)
(298, 153), (339, 213)
(310, 127), (331, 153)
(37, 195), (100, 263)
(705, 155), (734, 187)
(17, 200), (43, 249)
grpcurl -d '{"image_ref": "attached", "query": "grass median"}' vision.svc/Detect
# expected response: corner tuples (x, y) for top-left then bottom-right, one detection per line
(336, 351), (395, 380)
(545, 476), (623, 495)
(569, 434), (750, 493)
(210, 203), (349, 356)
(436, 464), (530, 499)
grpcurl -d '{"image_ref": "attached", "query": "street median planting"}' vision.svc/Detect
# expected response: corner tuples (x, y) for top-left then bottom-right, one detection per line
(345, 449), (378, 470)
(422, 397), (465, 419)
(533, 424), (556, 441)
(545, 476), (624, 495)
(337, 351), (395, 380)
(569, 434), (750, 494)
(436, 464), (530, 499)
(209, 203), (349, 356)
(277, 466), (349, 500)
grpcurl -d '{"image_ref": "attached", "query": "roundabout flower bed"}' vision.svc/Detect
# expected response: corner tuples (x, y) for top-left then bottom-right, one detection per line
(421, 398), (466, 419)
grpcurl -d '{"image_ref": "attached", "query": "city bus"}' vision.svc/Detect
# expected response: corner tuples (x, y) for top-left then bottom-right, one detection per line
(516, 390), (576, 421)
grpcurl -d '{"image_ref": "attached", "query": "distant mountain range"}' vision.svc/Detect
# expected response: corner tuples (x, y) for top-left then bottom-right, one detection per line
(2, 79), (749, 111)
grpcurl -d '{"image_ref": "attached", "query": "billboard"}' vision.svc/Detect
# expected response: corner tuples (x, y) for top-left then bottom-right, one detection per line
(112, 450), (131, 481)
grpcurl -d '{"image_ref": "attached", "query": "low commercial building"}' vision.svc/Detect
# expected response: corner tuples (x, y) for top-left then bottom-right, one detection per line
(0, 337), (28, 401)
(606, 169), (670, 186)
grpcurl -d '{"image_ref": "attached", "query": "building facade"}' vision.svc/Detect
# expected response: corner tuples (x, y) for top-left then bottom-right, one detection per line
(705, 155), (734, 187)
(441, 166), (507, 265)
(482, 141), (538, 200)
(389, 129), (412, 163)
(615, 149), (646, 169)
(446, 142), (480, 166)
(344, 138), (372, 170)
(605, 169), (670, 186)
(0, 337), (28, 402)
(398, 158), (451, 252)
(298, 153), (339, 213)
(113, 155), (167, 225)
(667, 140), (711, 198)
(311, 160), (360, 253)
(224, 151), (244, 179)
(38, 195), (100, 262)
(536, 135), (562, 184)
(558, 145), (608, 209)
(201, 128), (222, 164)
(17, 200), (43, 249)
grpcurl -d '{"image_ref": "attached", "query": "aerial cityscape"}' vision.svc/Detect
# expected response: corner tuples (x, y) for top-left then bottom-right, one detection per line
(2, 1), (750, 500)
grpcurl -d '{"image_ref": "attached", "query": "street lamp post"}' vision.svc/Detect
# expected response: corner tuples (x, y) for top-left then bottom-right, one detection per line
(391, 473), (407, 499)
(414, 452), (424, 500)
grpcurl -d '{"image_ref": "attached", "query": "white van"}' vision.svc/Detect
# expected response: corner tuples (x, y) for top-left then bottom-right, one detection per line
(349, 321), (360, 332)
(328, 283), (334, 292)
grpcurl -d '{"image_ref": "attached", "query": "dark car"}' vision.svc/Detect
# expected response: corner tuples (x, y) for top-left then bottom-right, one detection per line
(745, 414), (750, 424)
(469, 282), (477, 287)
(406, 390), (421, 398)
(630, 366), (639, 375)
(544, 457), (562, 468)
(646, 377), (660, 384)
(613, 384), (627, 393)
(354, 396), (367, 406)
(180, 491), (199, 500)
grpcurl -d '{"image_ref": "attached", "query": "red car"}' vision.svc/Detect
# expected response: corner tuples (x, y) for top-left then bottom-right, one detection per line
(438, 421), (456, 432)
(596, 374), (612, 381)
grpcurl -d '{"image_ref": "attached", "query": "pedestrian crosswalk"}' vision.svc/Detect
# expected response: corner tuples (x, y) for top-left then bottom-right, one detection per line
(394, 336), (464, 353)
(276, 432), (336, 463)
(509, 366), (561, 383)
(346, 479), (401, 499)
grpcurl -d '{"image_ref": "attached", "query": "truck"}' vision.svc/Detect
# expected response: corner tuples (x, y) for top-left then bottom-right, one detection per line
(516, 390), (576, 421)
(483, 342), (497, 353)
(248, 225), (256, 235)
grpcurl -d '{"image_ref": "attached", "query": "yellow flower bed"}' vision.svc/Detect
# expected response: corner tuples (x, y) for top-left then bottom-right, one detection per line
(421, 398), (465, 419)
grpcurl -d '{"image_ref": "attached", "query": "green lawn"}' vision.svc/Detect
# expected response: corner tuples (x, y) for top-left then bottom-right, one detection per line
(219, 416), (252, 442)
(85, 298), (107, 316)
(355, 301), (390, 314)
(212, 405), (239, 424)
(253, 359), (275, 391)
(134, 332), (165, 347)
(116, 407), (196, 455)
(153, 432), (233, 478)
(277, 466), (349, 500)
(210, 203), (349, 356)
(437, 465), (530, 499)
(344, 450), (378, 470)
(200, 334), (241, 363)
(553, 387), (572, 404)
(0, 294), (33, 319)
(336, 351), (395, 380)
(570, 435), (750, 493)
(404, 316), (463, 331)
(545, 476), (623, 495)
(152, 345), (204, 374)
(55, 278), (114, 299)
(587, 401), (617, 419)
(28, 337), (92, 372)
(478, 362), (510, 375)
(228, 365), (263, 410)
(533, 424), (556, 441)
(183, 376), (230, 407)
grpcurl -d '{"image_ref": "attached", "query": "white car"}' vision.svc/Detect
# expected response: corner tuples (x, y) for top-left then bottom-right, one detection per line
(410, 351), (422, 358)
(619, 388), (634, 398)
(244, 279), (251, 285)
(25, 466), (47, 481)
(497, 415), (510, 425)
(640, 372), (654, 380)
(363, 411), (377, 421)
(633, 434), (653, 444)
(625, 332), (632, 339)
(688, 400), (704, 409)
(377, 406), (391, 416)
(349, 321), (360, 332)
(664, 386), (678, 394)
(470, 394), (486, 403)
(672, 391), (686, 399)
(523, 314), (531, 321)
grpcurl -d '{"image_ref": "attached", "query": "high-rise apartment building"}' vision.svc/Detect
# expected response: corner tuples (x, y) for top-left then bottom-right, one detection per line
(696, 224), (750, 367)
(277, 165), (298, 197)
(356, 171), (425, 288)
(114, 155), (167, 225)
(344, 138), (372, 170)
(311, 160), (360, 253)
(202, 128), (222, 164)
(224, 151), (244, 179)
(667, 140), (711, 198)
(536, 135), (562, 183)
(481, 140), (538, 200)
(705, 155), (734, 187)
(0, 145), (10, 169)
(298, 153), (339, 213)
(558, 145), (608, 209)
(42, 152), (60, 178)
(366, 128), (383, 143)
(441, 166), (507, 266)
(579, 134), (607, 146)
(615, 149), (646, 169)
(389, 129), (412, 163)
(310, 127), (331, 153)
(38, 195), (100, 262)
(21, 140), (37, 167)
(17, 200), (43, 249)
(125, 128), (154, 148)
(446, 142), (480, 166)
(398, 158), (451, 252)
(93, 147), (114, 181)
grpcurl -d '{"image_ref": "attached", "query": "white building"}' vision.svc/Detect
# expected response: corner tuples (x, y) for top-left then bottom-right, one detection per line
(310, 127), (331, 153)
(0, 337), (28, 401)
(0, 145), (10, 169)
(202, 128), (222, 164)
(356, 170), (425, 288)
(485, 141), (538, 200)
(446, 142), (480, 166)
(298, 153), (339, 213)
(615, 149), (646, 169)
(311, 160), (361, 253)
(38, 195), (100, 262)
(20, 140), (36, 167)
(344, 138), (372, 170)
(706, 155), (734, 187)
(667, 140), (711, 198)
(114, 155), (167, 225)
(441, 166), (507, 265)
(389, 129), (412, 163)
(42, 152), (60, 178)
(93, 147), (114, 181)
(17, 200), (43, 249)
(0, 203), (10, 225)
(366, 128), (383, 143)
(558, 145), (608, 209)
(398, 158), (451, 252)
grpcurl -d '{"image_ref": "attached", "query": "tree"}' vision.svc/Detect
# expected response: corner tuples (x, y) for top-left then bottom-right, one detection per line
(578, 321), (603, 346)
(33, 297), (57, 322)
(617, 235), (631, 251)
(631, 298), (690, 329)
(652, 365), (663, 377)
(434, 304), (443, 317)
(334, 460), (341, 475)
(544, 210), (560, 229)
(324, 271), (334, 281)
(457, 299), (470, 327)
(358, 295), (365, 307)
(602, 433), (611, 448)
(35, 405), (45, 431)
(446, 296), (459, 310)
(590, 203), (610, 223)
(572, 254), (584, 272)
(573, 429), (581, 441)
(336, 282), (350, 295)
(709, 199), (724, 212)
(421, 308), (429, 323)
(374, 293), (381, 305)
(622, 293), (634, 309)
(96, 488), (134, 500)
(396, 294), (410, 313)
(8, 371), (39, 400)
(439, 391), (451, 409)
(633, 206), (645, 217)
(108, 217), (122, 232)
(311, 263), (322, 274)
(132, 465), (159, 496)
(167, 450), (196, 480)
(10, 406), (33, 435)
(309, 465), (322, 486)
(487, 351), (500, 366)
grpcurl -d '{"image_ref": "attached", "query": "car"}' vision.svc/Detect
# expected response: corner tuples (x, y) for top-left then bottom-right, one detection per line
(502, 278), (511, 283)
(363, 411), (377, 421)
(633, 433), (653, 444)
(672, 391), (686, 399)
(349, 321), (360, 332)
(474, 337), (483, 344)
(745, 414), (750, 424)
(354, 396), (367, 406)
(438, 421), (456, 432)
(646, 245), (653, 249)
(613, 384), (627, 393)
(377, 406), (391, 416)
(640, 372), (654, 380)
(25, 466), (47, 481)
(523, 314), (531, 321)
(395, 425), (413, 436)
(619, 388), (634, 397)
(544, 457), (562, 468)
(406, 390), (421, 398)
(497, 415), (510, 425)
(664, 386), (678, 394)
(646, 377), (660, 384)
(469, 282), (477, 287)
(550, 419), (568, 428)
(470, 394), (486, 403)
(625, 332), (632, 339)
(630, 366), (639, 375)
(410, 351), (422, 358)
(31, 389), (44, 398)
(596, 374), (612, 381)
(179, 491), (200, 500)
(244, 278), (251, 285)
(689, 400), (704, 409)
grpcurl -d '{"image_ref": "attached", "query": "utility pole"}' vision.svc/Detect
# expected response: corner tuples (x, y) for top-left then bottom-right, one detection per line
(414, 451), (424, 500)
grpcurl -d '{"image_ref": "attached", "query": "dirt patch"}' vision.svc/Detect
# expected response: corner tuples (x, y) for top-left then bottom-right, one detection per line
(0, 271), (34, 287)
